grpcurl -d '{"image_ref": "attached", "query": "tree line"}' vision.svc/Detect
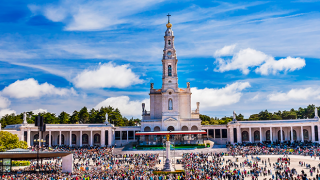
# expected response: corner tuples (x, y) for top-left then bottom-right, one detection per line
(201, 104), (320, 125)
(0, 106), (141, 128)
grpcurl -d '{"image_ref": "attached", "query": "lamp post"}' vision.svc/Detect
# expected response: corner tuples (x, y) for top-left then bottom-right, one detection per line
(34, 114), (46, 176)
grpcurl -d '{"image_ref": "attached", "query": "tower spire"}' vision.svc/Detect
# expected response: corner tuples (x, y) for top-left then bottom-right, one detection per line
(167, 13), (171, 23)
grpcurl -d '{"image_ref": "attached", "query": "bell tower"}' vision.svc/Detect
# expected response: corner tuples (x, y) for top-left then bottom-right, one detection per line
(162, 14), (178, 91)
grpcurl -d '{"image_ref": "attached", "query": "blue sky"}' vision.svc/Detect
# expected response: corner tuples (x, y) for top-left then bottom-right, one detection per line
(0, 0), (320, 119)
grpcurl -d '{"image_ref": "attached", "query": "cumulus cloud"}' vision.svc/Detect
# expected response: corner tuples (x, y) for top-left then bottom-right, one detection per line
(73, 62), (143, 89)
(32, 109), (48, 114)
(191, 82), (251, 109)
(0, 96), (10, 109)
(214, 45), (305, 75)
(0, 109), (16, 118)
(214, 44), (236, 57)
(95, 96), (149, 118)
(255, 56), (306, 75)
(269, 87), (320, 101)
(2, 78), (76, 99)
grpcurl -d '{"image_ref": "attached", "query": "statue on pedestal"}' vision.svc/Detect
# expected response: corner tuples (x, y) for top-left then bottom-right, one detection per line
(23, 112), (27, 124)
(105, 113), (110, 125)
(163, 134), (175, 171)
(233, 111), (237, 121)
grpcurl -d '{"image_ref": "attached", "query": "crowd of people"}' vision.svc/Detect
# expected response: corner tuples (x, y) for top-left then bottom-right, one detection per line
(1, 143), (320, 179)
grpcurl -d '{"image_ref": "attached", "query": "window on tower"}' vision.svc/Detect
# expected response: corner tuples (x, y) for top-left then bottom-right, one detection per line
(168, 98), (173, 110)
(168, 40), (171, 45)
(168, 65), (172, 76)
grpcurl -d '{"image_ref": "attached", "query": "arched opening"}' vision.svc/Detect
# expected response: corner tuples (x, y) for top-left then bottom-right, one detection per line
(154, 126), (161, 131)
(45, 134), (52, 146)
(168, 40), (171, 45)
(168, 65), (172, 76)
(277, 130), (285, 141)
(57, 134), (65, 145)
(168, 98), (173, 110)
(303, 129), (309, 140)
(167, 126), (174, 131)
(254, 131), (260, 141)
(94, 134), (100, 144)
(266, 130), (270, 141)
(82, 134), (89, 144)
(72, 134), (77, 145)
(191, 126), (198, 131)
(144, 126), (151, 132)
(181, 126), (188, 131)
(242, 131), (249, 142)
(290, 130), (297, 141)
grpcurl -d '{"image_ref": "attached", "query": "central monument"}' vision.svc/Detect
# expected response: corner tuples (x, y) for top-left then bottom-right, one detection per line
(163, 134), (175, 171)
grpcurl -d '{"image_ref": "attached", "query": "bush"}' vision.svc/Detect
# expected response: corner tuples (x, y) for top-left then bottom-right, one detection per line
(153, 170), (185, 175)
(12, 161), (30, 166)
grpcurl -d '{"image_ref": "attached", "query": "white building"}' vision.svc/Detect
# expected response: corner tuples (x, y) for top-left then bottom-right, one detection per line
(2, 19), (320, 147)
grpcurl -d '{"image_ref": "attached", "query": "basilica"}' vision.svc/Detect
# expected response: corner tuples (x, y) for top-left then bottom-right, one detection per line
(1, 19), (320, 148)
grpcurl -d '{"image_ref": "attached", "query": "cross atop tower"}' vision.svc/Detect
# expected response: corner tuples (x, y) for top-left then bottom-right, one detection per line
(167, 13), (171, 23)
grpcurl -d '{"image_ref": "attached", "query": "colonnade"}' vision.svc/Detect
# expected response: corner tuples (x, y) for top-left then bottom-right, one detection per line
(229, 125), (319, 144)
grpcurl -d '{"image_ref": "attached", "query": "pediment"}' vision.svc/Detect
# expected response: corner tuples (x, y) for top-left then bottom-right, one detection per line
(164, 117), (178, 122)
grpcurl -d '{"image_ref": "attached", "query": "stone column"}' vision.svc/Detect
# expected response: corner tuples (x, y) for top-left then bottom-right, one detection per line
(301, 126), (304, 142)
(27, 129), (31, 147)
(237, 126), (241, 143)
(101, 130), (105, 147)
(163, 140), (174, 171)
(230, 127), (234, 144)
(59, 131), (62, 146)
(49, 130), (52, 147)
(249, 127), (252, 143)
(291, 126), (293, 143)
(90, 131), (93, 146)
(270, 127), (273, 144)
(127, 131), (129, 142)
(69, 131), (72, 147)
(259, 127), (262, 143)
(108, 130), (112, 147)
(280, 127), (283, 142)
(80, 131), (82, 147)
(312, 125), (315, 142)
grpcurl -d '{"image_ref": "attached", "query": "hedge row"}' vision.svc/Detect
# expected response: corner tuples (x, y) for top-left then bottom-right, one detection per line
(12, 161), (30, 166)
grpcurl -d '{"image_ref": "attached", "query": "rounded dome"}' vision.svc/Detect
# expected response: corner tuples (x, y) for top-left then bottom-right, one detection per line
(166, 23), (172, 28)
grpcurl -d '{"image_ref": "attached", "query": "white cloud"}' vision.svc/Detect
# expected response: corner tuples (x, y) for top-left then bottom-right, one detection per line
(255, 56), (306, 75)
(94, 96), (149, 118)
(32, 109), (48, 114)
(32, 0), (165, 31)
(2, 78), (76, 99)
(73, 62), (143, 89)
(269, 87), (320, 101)
(214, 46), (305, 75)
(0, 109), (16, 118)
(214, 44), (236, 57)
(0, 96), (10, 109)
(191, 82), (251, 109)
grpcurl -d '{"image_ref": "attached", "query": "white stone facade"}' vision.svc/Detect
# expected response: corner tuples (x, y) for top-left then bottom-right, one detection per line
(141, 21), (202, 132)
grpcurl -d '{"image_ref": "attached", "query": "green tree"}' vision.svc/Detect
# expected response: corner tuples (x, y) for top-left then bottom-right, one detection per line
(79, 107), (89, 124)
(58, 111), (70, 124)
(0, 131), (28, 152)
(89, 108), (98, 123)
(70, 111), (79, 124)
(236, 114), (244, 121)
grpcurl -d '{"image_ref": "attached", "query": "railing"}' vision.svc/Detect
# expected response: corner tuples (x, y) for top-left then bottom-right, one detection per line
(192, 110), (199, 114)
